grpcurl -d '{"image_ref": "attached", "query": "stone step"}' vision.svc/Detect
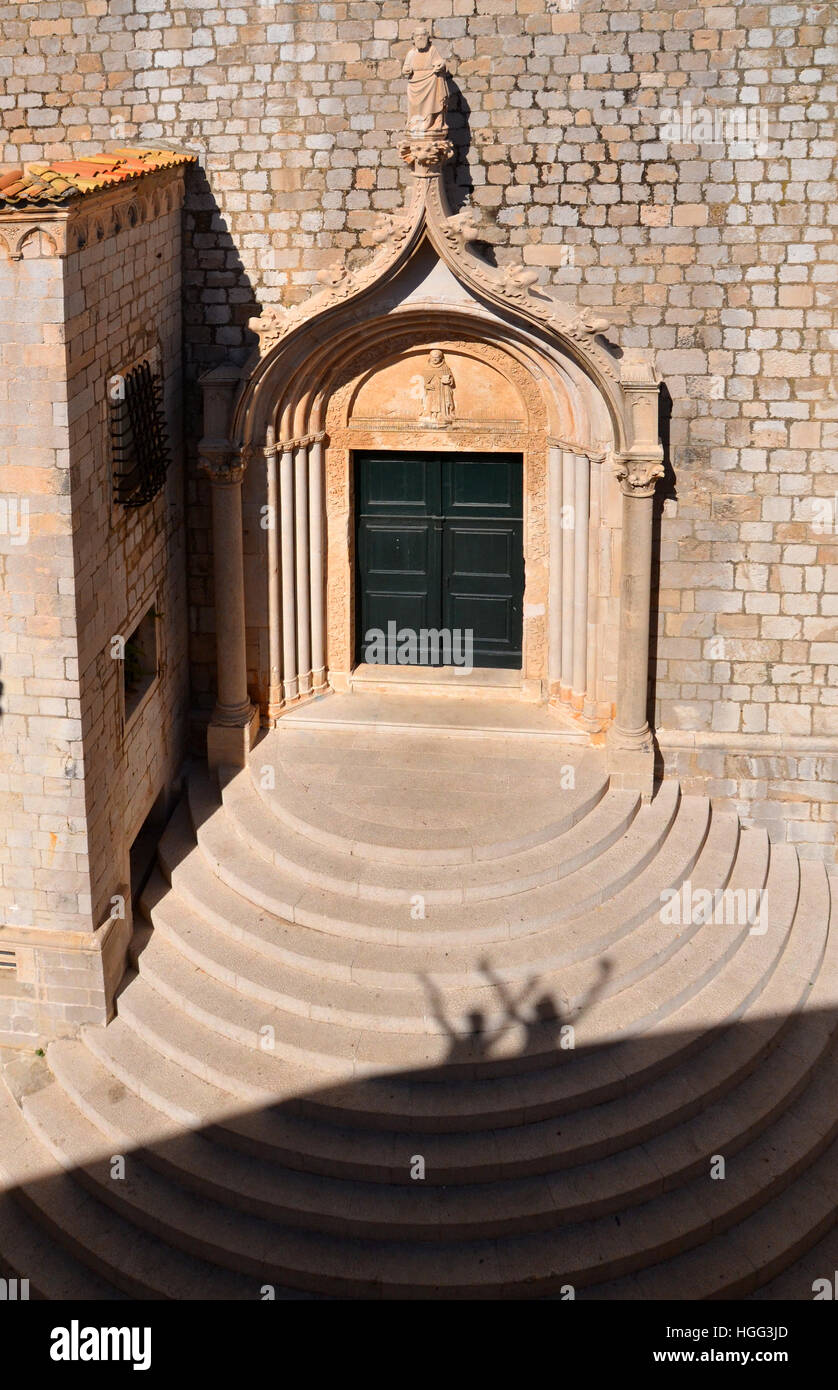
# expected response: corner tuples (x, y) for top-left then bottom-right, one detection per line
(581, 1133), (838, 1300)
(248, 733), (608, 861)
(749, 1220), (838, 1301)
(222, 762), (640, 902)
(253, 723), (604, 862)
(92, 864), (830, 1175)
(0, 1189), (125, 1301)
(0, 1079), (281, 1300)
(185, 771), (690, 946)
(136, 825), (783, 1078)
(46, 973), (837, 1242)
(142, 815), (764, 1043)
(154, 799), (737, 992)
(20, 1035), (838, 1296)
(131, 845), (828, 1106)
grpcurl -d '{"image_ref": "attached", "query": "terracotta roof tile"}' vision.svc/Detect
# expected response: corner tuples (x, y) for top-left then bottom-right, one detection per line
(0, 148), (197, 209)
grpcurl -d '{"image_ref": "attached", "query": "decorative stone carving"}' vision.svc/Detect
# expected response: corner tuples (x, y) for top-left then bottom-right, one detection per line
(397, 135), (454, 174)
(245, 188), (425, 364)
(326, 335), (548, 436)
(371, 211), (413, 249)
(248, 305), (287, 353)
(498, 263), (542, 301)
(444, 204), (488, 249)
(0, 218), (68, 260)
(421, 349), (456, 424)
(317, 261), (354, 289)
(198, 446), (249, 487)
(572, 306), (628, 337)
(423, 179), (623, 385)
(612, 455), (665, 498)
(403, 24), (448, 137)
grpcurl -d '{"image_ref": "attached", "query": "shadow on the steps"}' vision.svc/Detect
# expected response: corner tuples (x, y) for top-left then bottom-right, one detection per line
(1, 776), (835, 1299)
(2, 981), (838, 1301)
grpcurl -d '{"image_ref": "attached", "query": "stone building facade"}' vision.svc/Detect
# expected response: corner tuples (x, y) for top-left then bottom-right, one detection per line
(0, 2), (836, 1045)
(0, 152), (192, 1043)
(2, 0), (835, 856)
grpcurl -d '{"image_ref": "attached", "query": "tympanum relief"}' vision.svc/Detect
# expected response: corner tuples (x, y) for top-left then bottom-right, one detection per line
(349, 346), (528, 435)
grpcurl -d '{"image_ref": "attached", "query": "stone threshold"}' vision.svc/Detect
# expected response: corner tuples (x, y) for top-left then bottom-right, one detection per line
(280, 690), (592, 742)
(348, 661), (537, 699)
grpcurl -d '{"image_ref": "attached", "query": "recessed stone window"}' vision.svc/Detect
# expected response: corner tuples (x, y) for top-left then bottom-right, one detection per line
(109, 355), (171, 507)
(123, 603), (159, 724)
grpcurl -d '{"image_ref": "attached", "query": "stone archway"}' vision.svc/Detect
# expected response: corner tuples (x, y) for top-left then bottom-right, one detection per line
(198, 132), (665, 797)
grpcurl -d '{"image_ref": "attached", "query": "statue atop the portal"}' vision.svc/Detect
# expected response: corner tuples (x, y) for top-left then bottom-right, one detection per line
(403, 24), (449, 138)
(422, 350), (456, 424)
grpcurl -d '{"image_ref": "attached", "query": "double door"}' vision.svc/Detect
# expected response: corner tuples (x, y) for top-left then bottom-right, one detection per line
(355, 451), (524, 669)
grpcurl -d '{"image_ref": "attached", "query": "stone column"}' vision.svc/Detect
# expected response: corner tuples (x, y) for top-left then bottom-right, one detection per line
(572, 451), (590, 710)
(279, 443), (298, 704)
(198, 366), (260, 771)
(294, 442), (311, 696)
(265, 425), (284, 720)
(309, 433), (327, 692)
(607, 362), (664, 799)
(560, 449), (575, 700)
(548, 444), (563, 698)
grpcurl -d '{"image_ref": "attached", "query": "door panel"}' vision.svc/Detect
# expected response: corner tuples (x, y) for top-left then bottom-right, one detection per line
(356, 451), (523, 669)
(443, 454), (522, 517)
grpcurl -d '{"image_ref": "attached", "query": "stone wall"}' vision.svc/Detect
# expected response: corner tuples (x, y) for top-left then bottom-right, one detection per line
(1, 0), (836, 857)
(65, 187), (189, 935)
(0, 174), (189, 1043)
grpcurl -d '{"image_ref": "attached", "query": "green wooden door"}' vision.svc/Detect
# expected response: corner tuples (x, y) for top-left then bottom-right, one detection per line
(356, 451), (524, 669)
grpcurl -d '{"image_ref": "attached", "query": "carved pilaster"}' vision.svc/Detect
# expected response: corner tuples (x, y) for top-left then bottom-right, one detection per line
(198, 365), (259, 770)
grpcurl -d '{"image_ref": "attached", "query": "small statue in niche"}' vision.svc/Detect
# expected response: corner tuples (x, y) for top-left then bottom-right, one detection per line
(422, 349), (456, 424)
(403, 24), (448, 137)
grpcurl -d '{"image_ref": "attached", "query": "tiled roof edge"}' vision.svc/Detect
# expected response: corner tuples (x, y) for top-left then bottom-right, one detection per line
(0, 148), (198, 211)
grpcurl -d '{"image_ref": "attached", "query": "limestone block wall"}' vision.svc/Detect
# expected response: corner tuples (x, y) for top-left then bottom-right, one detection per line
(1, 0), (836, 856)
(0, 176), (189, 1043)
(0, 232), (89, 1040)
(65, 190), (189, 936)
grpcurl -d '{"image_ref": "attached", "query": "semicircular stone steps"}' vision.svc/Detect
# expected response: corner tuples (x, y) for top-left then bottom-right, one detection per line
(247, 727), (608, 864)
(0, 712), (835, 1299)
(136, 819), (782, 1080)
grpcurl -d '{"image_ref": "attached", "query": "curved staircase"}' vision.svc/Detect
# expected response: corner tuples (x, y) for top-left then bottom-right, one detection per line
(1, 703), (836, 1300)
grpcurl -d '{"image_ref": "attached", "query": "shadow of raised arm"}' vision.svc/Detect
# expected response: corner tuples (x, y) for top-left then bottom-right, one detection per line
(478, 957), (538, 1026)
(419, 971), (456, 1041)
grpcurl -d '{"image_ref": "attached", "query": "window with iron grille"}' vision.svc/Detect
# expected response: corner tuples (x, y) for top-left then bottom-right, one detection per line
(110, 358), (171, 507)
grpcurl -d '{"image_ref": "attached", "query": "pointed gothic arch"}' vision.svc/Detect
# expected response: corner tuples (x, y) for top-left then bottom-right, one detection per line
(199, 138), (665, 795)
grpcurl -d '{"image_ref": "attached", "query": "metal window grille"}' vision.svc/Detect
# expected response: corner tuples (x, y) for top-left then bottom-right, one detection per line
(110, 358), (171, 507)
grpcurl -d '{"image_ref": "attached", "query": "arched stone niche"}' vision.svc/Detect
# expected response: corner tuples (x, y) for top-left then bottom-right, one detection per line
(235, 307), (625, 728)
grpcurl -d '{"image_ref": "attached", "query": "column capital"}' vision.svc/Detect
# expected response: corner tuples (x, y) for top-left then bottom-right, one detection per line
(277, 430), (328, 453)
(198, 442), (253, 486)
(613, 453), (665, 499)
